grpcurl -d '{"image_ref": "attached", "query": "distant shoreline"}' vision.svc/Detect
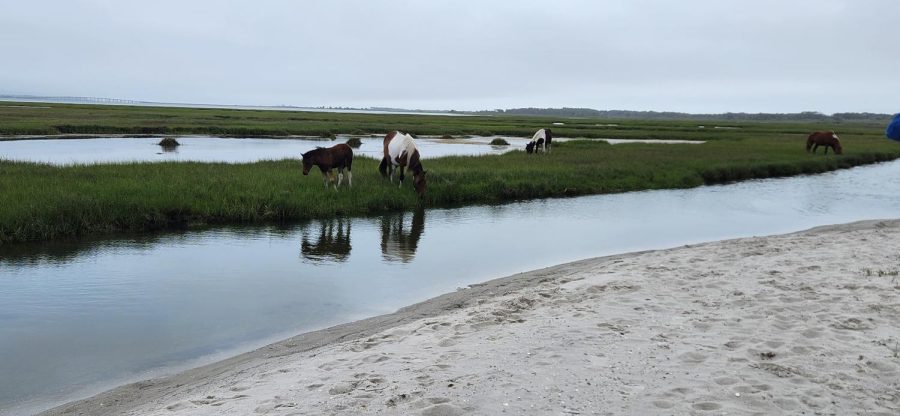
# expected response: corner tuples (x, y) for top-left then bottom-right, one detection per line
(1, 96), (892, 121)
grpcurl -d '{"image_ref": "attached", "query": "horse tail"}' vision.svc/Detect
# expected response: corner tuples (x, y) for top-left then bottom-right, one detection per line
(378, 157), (388, 178)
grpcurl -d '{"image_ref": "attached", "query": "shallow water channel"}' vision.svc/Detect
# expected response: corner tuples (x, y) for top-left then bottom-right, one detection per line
(0, 136), (700, 165)
(0, 136), (522, 165)
(2, 160), (900, 414)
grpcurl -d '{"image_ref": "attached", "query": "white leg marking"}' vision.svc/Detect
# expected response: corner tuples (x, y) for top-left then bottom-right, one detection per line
(347, 171), (352, 187)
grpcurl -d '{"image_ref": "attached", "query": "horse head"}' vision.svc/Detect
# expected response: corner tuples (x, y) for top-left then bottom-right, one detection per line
(525, 142), (535, 154)
(413, 170), (427, 197)
(301, 148), (323, 175)
(300, 153), (313, 175)
(833, 137), (843, 154)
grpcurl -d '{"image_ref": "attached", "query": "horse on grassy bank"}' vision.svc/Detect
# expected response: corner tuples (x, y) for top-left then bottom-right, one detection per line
(378, 131), (427, 196)
(525, 128), (553, 154)
(301, 143), (353, 189)
(806, 131), (843, 155)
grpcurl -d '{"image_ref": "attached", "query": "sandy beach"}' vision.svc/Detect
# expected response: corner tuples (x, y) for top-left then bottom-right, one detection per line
(39, 219), (900, 416)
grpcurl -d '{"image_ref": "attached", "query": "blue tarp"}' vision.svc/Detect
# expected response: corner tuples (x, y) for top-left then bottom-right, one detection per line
(887, 113), (900, 141)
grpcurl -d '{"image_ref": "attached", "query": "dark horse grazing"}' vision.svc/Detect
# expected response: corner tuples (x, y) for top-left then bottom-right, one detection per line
(525, 128), (553, 154)
(378, 131), (427, 196)
(806, 131), (843, 155)
(301, 143), (353, 188)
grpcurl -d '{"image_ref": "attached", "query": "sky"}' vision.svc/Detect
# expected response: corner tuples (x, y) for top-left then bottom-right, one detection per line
(0, 0), (898, 114)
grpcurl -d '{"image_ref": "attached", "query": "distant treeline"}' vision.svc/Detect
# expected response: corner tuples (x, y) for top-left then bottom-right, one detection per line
(467, 107), (893, 122)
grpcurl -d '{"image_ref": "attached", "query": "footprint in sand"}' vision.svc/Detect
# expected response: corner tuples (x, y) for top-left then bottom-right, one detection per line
(420, 402), (464, 416)
(166, 401), (192, 411)
(713, 376), (739, 385)
(652, 400), (675, 409)
(678, 351), (708, 364)
(692, 402), (723, 411)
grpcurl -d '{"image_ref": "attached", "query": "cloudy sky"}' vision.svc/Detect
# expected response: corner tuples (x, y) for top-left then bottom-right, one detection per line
(1, 0), (897, 113)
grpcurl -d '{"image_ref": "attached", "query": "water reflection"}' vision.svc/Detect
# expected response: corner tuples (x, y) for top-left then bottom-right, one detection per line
(380, 208), (425, 263)
(4, 161), (900, 415)
(299, 219), (352, 263)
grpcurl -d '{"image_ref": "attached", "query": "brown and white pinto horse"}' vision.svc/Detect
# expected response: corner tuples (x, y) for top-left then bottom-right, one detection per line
(301, 143), (353, 189)
(378, 131), (427, 196)
(806, 131), (843, 155)
(525, 128), (553, 154)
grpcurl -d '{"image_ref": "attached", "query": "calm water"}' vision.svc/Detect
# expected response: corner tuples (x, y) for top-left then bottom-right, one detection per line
(0, 136), (519, 165)
(2, 160), (900, 414)
(0, 136), (701, 166)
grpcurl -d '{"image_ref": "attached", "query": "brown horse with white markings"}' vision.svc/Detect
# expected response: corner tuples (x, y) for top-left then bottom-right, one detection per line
(378, 131), (427, 197)
(301, 143), (353, 189)
(806, 131), (843, 155)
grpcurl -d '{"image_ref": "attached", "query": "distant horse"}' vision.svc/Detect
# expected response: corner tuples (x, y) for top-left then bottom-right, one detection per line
(378, 131), (427, 196)
(301, 143), (353, 189)
(525, 128), (553, 154)
(806, 131), (843, 155)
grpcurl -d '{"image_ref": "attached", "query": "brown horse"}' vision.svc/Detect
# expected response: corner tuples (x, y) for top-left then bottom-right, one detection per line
(301, 143), (353, 189)
(378, 131), (427, 196)
(806, 131), (843, 155)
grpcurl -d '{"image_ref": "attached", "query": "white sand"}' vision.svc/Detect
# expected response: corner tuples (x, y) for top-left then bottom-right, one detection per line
(42, 220), (900, 415)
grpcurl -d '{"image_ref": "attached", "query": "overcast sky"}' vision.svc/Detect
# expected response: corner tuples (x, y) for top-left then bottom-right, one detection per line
(1, 0), (897, 114)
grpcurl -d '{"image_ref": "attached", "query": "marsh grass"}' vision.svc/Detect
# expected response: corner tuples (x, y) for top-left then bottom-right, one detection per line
(1, 101), (891, 142)
(2, 135), (899, 244)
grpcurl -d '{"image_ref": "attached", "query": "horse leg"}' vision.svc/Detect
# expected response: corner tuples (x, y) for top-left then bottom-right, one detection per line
(337, 168), (344, 188)
(347, 169), (353, 188)
(398, 166), (405, 188)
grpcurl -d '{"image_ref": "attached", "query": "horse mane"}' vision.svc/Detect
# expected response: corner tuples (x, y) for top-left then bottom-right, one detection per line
(303, 146), (326, 157)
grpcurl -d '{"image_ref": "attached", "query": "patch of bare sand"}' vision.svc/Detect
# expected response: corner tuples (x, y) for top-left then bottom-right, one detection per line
(42, 220), (900, 415)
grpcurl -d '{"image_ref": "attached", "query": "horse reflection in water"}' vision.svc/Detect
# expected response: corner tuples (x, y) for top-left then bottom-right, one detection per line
(380, 208), (425, 263)
(300, 218), (352, 263)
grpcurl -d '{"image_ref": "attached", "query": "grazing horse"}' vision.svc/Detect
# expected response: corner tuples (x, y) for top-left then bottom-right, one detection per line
(525, 128), (553, 154)
(378, 131), (427, 196)
(806, 131), (843, 155)
(301, 143), (354, 188)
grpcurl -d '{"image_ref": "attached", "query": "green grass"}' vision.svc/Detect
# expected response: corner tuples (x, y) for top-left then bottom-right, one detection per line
(2, 134), (899, 244)
(1, 101), (892, 141)
(1, 101), (898, 244)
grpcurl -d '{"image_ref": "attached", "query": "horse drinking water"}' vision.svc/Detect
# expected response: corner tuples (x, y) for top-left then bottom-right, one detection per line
(806, 131), (843, 155)
(525, 128), (553, 154)
(301, 143), (354, 189)
(378, 131), (427, 196)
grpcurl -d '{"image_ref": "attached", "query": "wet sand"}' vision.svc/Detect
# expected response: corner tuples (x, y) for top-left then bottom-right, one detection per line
(39, 219), (900, 415)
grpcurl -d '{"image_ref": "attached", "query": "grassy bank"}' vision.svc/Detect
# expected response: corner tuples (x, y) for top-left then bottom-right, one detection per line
(2, 136), (899, 244)
(1, 101), (892, 142)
